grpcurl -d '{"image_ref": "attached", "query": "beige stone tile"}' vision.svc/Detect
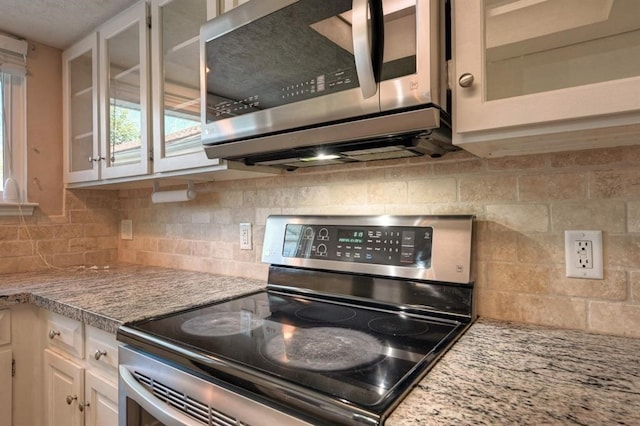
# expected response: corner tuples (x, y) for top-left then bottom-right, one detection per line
(255, 208), (283, 225)
(36, 240), (69, 255)
(85, 250), (117, 266)
(52, 252), (85, 268)
(516, 233), (564, 264)
(407, 178), (457, 203)
(631, 272), (640, 304)
(84, 223), (118, 238)
(628, 202), (640, 233)
(69, 237), (97, 252)
(0, 241), (33, 257)
(474, 226), (519, 262)
(432, 158), (484, 175)
(385, 163), (433, 180)
(607, 235), (640, 268)
(96, 236), (118, 250)
(476, 289), (587, 330)
(487, 154), (548, 170)
(591, 168), (640, 199)
(519, 172), (587, 201)
(0, 257), (20, 274)
(328, 183), (368, 206)
(551, 201), (625, 233)
(550, 147), (626, 168)
(18, 256), (49, 273)
(367, 181), (407, 204)
(191, 211), (210, 224)
(589, 302), (640, 338)
(54, 225), (83, 240)
(175, 240), (193, 256)
(549, 267), (627, 300)
(460, 175), (517, 202)
(486, 262), (550, 293)
(486, 204), (549, 232)
(0, 226), (18, 241)
(211, 242), (234, 260)
(18, 225), (55, 240)
(158, 239), (176, 254)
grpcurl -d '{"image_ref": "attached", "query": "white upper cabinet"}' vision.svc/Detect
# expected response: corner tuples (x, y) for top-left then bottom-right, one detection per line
(151, 0), (220, 172)
(99, 1), (151, 179)
(453, 0), (640, 157)
(63, 34), (100, 183)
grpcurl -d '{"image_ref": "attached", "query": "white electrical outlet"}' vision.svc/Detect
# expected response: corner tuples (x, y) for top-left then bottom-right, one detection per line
(120, 220), (133, 240)
(240, 223), (252, 250)
(564, 230), (603, 279)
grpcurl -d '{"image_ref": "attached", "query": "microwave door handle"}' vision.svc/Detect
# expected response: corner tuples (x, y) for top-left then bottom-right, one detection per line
(352, 0), (377, 99)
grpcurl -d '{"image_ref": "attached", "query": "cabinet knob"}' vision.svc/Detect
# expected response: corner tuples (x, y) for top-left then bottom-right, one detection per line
(48, 330), (60, 339)
(458, 73), (475, 88)
(94, 349), (107, 360)
(65, 395), (77, 405)
(88, 156), (94, 163)
(79, 402), (90, 412)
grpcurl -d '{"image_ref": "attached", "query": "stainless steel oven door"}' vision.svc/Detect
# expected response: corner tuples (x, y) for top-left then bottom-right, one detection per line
(118, 344), (312, 426)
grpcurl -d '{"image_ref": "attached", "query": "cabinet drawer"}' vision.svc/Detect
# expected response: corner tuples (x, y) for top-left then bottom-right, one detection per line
(85, 325), (118, 373)
(45, 311), (84, 359)
(0, 310), (9, 346)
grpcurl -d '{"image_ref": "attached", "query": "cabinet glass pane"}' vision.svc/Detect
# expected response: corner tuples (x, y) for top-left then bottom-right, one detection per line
(160, 0), (207, 159)
(69, 50), (94, 173)
(107, 24), (142, 168)
(484, 0), (640, 101)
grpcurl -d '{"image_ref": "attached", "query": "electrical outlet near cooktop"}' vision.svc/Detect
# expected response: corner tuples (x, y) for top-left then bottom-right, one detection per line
(564, 230), (603, 279)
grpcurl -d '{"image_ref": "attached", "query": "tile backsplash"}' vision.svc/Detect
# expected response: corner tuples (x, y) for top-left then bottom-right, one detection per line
(2, 144), (639, 338)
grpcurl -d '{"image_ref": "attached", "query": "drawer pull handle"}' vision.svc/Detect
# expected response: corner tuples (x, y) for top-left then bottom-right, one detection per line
(48, 330), (60, 339)
(66, 395), (77, 405)
(79, 402), (90, 412)
(94, 349), (107, 360)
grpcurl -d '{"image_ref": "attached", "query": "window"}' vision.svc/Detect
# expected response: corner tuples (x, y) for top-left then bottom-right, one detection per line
(0, 33), (28, 207)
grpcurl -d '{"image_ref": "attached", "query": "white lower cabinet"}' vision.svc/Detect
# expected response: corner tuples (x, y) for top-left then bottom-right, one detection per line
(0, 347), (11, 422)
(43, 311), (118, 426)
(0, 309), (11, 422)
(44, 349), (84, 426)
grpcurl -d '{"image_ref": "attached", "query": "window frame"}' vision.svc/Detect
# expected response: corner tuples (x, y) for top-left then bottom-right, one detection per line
(0, 33), (36, 215)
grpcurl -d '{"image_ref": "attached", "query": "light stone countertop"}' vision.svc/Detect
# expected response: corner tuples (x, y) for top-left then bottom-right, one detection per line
(387, 319), (640, 425)
(0, 264), (265, 333)
(2, 264), (639, 424)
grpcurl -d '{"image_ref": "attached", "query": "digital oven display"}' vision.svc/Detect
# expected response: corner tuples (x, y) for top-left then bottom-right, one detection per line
(337, 229), (365, 244)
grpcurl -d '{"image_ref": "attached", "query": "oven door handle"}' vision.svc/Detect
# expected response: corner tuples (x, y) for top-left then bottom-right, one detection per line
(119, 365), (203, 426)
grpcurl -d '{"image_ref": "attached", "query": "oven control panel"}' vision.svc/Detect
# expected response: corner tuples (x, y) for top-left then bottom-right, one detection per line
(282, 224), (433, 267)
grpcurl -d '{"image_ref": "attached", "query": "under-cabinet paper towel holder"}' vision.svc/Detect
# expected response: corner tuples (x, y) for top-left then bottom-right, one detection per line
(151, 180), (197, 204)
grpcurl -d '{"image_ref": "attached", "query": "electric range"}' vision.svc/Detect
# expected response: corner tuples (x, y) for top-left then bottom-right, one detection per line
(117, 215), (475, 425)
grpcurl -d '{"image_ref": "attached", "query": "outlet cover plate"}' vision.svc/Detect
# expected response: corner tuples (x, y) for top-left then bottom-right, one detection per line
(121, 220), (133, 240)
(564, 230), (603, 279)
(240, 222), (252, 250)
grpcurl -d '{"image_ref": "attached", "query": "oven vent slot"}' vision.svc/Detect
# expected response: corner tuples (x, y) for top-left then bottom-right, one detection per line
(133, 371), (248, 426)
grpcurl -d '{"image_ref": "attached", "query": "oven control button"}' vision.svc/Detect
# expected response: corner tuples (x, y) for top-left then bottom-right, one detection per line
(318, 228), (329, 240)
(316, 244), (328, 256)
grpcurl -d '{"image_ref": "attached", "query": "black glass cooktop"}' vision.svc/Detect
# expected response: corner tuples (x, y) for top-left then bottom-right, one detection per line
(122, 290), (464, 412)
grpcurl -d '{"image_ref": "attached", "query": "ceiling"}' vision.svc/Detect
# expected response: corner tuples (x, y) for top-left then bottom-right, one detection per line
(0, 0), (139, 50)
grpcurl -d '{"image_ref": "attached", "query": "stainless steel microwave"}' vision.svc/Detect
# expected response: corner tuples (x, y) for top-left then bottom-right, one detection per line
(200, 0), (453, 169)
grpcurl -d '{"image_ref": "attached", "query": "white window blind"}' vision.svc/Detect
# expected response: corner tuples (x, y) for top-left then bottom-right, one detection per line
(0, 33), (28, 205)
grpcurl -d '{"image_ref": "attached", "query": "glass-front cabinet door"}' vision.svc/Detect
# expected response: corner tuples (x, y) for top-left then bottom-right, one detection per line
(62, 34), (100, 183)
(99, 1), (150, 179)
(454, 0), (640, 135)
(151, 0), (221, 172)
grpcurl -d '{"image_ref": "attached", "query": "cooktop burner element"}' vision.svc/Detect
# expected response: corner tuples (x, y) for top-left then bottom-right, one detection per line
(295, 304), (356, 322)
(180, 312), (263, 337)
(262, 327), (384, 371)
(368, 316), (430, 336)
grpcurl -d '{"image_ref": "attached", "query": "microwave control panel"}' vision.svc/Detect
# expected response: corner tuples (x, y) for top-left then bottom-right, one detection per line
(282, 224), (433, 268)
